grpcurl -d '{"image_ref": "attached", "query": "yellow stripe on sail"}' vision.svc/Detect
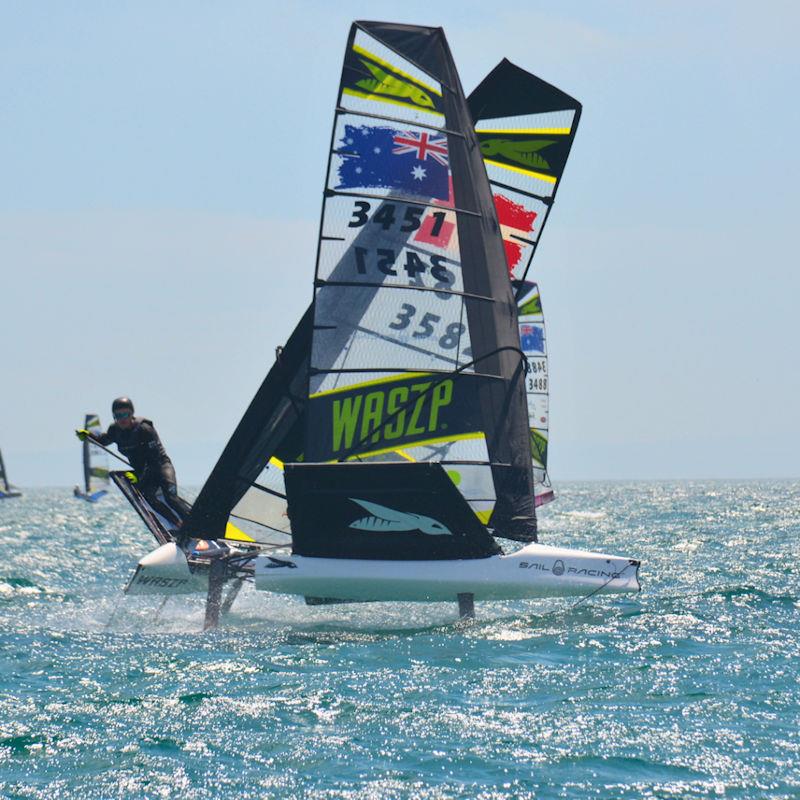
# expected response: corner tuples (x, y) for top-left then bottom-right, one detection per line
(475, 509), (493, 525)
(475, 127), (571, 135)
(342, 87), (444, 118)
(483, 157), (558, 184)
(310, 372), (433, 399)
(352, 43), (442, 96)
(224, 522), (255, 543)
(269, 456), (284, 470)
(395, 449), (416, 462)
(339, 431), (486, 462)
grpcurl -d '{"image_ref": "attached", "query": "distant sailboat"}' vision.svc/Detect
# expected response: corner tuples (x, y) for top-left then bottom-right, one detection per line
(0, 448), (22, 499)
(73, 414), (110, 502)
(116, 21), (641, 627)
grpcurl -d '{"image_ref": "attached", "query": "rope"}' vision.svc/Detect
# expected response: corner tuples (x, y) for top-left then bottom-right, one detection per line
(566, 560), (638, 612)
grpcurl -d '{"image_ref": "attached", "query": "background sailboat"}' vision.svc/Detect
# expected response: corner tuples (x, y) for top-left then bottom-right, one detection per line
(73, 414), (110, 502)
(0, 448), (22, 499)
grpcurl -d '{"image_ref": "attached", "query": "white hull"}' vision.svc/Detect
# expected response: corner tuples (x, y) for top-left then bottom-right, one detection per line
(126, 542), (641, 603)
(255, 542), (641, 602)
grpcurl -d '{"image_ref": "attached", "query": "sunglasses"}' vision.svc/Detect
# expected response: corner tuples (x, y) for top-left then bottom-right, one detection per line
(113, 411), (132, 421)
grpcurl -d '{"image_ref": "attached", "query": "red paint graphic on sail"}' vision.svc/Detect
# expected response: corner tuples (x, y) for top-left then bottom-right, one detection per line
(414, 175), (456, 248)
(494, 194), (537, 275)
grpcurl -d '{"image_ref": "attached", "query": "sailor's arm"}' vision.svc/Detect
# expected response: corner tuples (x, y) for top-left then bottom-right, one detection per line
(75, 428), (112, 445)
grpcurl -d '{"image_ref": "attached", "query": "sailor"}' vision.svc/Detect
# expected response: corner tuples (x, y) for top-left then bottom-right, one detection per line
(76, 397), (191, 528)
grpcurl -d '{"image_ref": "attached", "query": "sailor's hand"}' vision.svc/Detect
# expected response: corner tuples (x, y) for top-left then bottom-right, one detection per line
(75, 429), (90, 441)
(124, 471), (138, 484)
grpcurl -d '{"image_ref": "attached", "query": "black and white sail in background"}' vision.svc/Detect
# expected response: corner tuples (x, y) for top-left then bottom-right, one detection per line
(75, 414), (110, 502)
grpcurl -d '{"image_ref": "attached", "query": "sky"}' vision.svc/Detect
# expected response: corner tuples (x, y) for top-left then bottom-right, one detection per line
(1, 0), (798, 486)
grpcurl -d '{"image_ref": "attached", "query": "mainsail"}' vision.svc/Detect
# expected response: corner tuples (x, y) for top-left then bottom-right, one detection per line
(304, 22), (535, 541)
(468, 61), (581, 507)
(182, 23), (541, 544)
(82, 414), (110, 498)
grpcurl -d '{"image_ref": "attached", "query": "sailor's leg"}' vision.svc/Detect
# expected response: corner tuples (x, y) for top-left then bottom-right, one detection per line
(158, 462), (192, 520)
(139, 479), (182, 528)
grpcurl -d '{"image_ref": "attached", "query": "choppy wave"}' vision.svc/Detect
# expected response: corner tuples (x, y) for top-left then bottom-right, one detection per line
(1, 482), (799, 799)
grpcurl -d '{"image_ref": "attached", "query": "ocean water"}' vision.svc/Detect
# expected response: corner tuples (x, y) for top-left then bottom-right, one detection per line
(0, 482), (798, 799)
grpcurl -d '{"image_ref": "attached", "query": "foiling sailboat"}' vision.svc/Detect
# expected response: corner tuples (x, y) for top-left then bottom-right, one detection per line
(118, 21), (641, 627)
(73, 414), (110, 502)
(0, 448), (22, 499)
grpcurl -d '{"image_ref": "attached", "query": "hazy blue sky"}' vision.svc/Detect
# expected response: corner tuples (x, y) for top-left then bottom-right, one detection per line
(1, 1), (798, 486)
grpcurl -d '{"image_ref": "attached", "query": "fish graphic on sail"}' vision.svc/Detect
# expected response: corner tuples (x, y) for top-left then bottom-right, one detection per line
(352, 59), (437, 112)
(348, 499), (452, 535)
(342, 39), (445, 122)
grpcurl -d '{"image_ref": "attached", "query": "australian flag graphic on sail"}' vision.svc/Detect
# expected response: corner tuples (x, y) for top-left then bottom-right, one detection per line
(519, 323), (544, 353)
(336, 124), (450, 200)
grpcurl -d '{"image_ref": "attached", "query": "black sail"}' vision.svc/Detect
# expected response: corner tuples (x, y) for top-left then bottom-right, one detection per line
(467, 59), (582, 286)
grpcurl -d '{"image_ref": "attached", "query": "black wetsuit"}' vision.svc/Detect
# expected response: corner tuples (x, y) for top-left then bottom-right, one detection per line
(91, 417), (191, 527)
